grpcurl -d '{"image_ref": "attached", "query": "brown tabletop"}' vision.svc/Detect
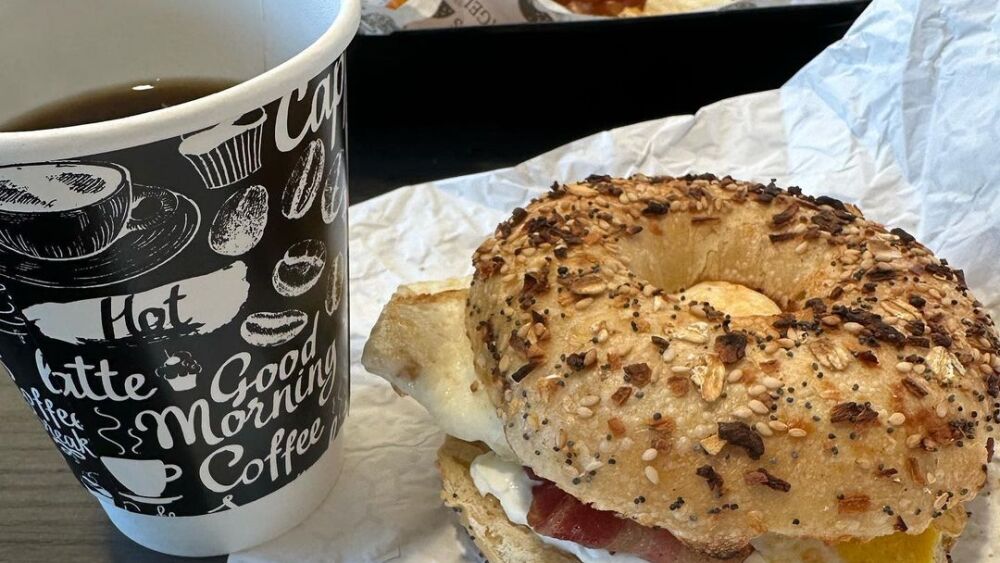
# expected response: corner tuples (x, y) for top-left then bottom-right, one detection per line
(0, 381), (213, 563)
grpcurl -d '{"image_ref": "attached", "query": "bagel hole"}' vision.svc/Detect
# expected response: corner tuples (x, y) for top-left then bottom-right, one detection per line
(617, 210), (832, 316)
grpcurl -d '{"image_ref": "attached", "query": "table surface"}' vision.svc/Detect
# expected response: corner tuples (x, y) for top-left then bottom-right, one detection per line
(0, 5), (866, 561)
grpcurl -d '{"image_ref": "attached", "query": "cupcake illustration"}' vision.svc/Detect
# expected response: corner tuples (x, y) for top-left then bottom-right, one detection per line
(155, 351), (203, 392)
(179, 107), (267, 189)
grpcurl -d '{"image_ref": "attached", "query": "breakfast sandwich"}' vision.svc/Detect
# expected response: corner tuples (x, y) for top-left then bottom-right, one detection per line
(362, 175), (998, 562)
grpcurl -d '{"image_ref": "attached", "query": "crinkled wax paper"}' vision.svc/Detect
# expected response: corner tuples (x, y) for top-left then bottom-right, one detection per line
(232, 0), (1000, 559)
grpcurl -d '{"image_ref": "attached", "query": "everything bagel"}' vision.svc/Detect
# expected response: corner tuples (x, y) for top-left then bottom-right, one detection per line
(464, 174), (997, 557)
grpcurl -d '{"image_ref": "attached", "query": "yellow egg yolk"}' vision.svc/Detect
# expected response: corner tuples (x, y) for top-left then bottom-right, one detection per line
(835, 527), (941, 563)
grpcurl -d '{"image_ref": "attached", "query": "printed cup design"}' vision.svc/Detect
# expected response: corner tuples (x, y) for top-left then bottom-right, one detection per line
(281, 138), (325, 219)
(325, 251), (344, 316)
(0, 162), (199, 288)
(209, 184), (269, 256)
(240, 310), (309, 347)
(272, 239), (327, 297)
(101, 457), (182, 502)
(0, 162), (130, 259)
(179, 108), (267, 189)
(321, 149), (347, 224)
(155, 351), (203, 392)
(0, 58), (349, 531)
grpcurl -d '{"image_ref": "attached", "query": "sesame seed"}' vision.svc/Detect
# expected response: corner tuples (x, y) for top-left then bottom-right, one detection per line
(580, 395), (600, 407)
(888, 412), (906, 426)
(576, 407), (594, 418)
(769, 421), (789, 432)
(778, 338), (795, 349)
(575, 298), (595, 310)
(671, 365), (692, 374)
(895, 362), (913, 373)
(913, 364), (927, 375)
(822, 315), (842, 326)
(762, 376), (783, 390)
(795, 241), (809, 254)
(596, 329), (610, 343)
(641, 448), (658, 462)
(933, 493), (949, 510)
(906, 434), (923, 448)
(788, 428), (808, 438)
(645, 466), (660, 485)
(844, 322), (864, 334)
(748, 384), (767, 397)
(764, 342), (779, 355)
(680, 333), (709, 345)
(936, 403), (948, 418)
(727, 369), (744, 383)
(755, 422), (774, 437)
(748, 400), (769, 415)
(662, 348), (677, 363)
(733, 407), (754, 419)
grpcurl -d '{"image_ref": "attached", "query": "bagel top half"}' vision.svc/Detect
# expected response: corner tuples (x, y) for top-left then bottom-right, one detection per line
(466, 174), (999, 557)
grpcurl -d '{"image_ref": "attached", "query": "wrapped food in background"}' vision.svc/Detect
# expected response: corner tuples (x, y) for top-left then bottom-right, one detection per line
(360, 0), (855, 33)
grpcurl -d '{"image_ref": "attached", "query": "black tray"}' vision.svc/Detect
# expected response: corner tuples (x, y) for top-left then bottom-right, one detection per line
(347, 1), (870, 202)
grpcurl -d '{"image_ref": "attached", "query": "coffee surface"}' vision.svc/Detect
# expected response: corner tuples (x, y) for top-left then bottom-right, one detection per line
(1, 78), (238, 132)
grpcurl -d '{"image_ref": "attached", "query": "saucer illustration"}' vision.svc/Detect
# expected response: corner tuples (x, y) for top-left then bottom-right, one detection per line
(101, 455), (183, 506)
(120, 492), (184, 505)
(0, 162), (199, 288)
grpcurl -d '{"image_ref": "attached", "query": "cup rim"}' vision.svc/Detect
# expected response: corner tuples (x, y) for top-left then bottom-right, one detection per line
(0, 0), (360, 166)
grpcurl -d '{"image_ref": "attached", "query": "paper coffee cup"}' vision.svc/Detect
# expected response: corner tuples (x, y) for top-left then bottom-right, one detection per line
(0, 0), (359, 556)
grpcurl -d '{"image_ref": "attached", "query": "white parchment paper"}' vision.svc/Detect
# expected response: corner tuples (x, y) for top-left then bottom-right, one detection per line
(232, 0), (1000, 560)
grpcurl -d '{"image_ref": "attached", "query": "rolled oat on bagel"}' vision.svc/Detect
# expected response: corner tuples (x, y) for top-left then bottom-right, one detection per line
(364, 174), (998, 562)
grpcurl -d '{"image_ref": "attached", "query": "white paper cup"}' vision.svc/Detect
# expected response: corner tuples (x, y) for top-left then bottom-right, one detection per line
(0, 0), (359, 557)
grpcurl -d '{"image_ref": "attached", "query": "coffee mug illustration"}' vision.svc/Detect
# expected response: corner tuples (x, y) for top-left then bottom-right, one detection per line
(0, 161), (199, 288)
(101, 456), (183, 503)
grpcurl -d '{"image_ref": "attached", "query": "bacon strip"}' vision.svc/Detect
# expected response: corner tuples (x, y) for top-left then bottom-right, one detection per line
(526, 477), (719, 562)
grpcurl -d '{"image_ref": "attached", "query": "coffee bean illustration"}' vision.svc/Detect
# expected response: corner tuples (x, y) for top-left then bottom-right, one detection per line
(325, 251), (344, 316)
(208, 185), (268, 256)
(321, 150), (346, 224)
(273, 239), (327, 297)
(281, 138), (325, 219)
(240, 310), (309, 347)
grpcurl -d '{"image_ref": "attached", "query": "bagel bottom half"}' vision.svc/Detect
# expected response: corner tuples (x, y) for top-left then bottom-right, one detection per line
(438, 436), (578, 563)
(437, 435), (959, 563)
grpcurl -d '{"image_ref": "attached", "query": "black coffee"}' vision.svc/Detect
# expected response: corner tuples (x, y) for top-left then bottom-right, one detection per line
(1, 78), (239, 132)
